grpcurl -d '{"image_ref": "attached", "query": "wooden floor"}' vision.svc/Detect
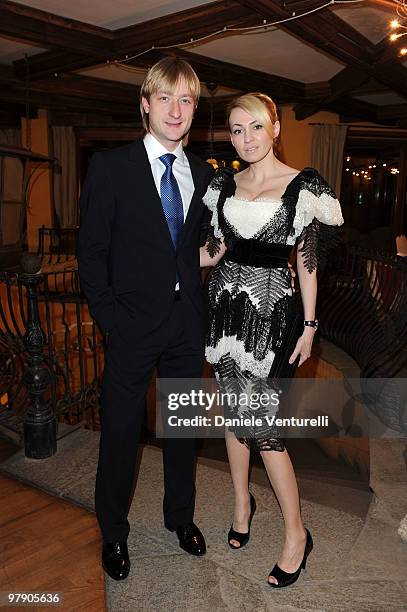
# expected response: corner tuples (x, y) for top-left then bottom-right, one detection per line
(0, 439), (105, 612)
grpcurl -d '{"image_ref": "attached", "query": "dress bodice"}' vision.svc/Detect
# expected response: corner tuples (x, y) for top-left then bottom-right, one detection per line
(223, 196), (283, 240)
(202, 167), (344, 273)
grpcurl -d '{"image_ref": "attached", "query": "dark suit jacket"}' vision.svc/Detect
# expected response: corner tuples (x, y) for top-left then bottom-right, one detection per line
(77, 139), (214, 345)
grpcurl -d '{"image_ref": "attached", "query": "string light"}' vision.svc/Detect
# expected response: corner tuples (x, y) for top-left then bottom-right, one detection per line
(113, 0), (366, 68)
(388, 2), (407, 55)
(345, 155), (400, 179)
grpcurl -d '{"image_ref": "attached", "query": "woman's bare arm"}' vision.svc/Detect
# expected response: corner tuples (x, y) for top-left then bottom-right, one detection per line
(289, 243), (317, 366)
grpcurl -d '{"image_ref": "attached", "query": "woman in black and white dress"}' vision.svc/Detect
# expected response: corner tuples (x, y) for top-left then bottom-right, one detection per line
(200, 93), (343, 587)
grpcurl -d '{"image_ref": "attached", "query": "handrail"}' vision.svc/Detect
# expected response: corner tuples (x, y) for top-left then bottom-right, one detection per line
(1, 244), (406, 450)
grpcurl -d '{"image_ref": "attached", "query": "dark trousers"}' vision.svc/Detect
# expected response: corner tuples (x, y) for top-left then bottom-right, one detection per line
(95, 298), (204, 542)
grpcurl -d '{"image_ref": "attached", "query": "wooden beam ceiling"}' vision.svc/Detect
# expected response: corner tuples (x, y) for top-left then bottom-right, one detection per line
(0, 71), (235, 124)
(0, 0), (113, 57)
(126, 47), (305, 102)
(13, 0), (259, 80)
(238, 0), (407, 115)
(0, 0), (406, 127)
(114, 1), (260, 56)
(236, 0), (376, 66)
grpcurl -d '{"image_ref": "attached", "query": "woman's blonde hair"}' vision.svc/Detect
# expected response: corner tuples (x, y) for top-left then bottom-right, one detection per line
(140, 57), (200, 131)
(227, 92), (279, 141)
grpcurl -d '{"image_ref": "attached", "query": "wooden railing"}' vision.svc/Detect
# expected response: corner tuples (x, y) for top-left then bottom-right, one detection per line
(1, 244), (406, 452)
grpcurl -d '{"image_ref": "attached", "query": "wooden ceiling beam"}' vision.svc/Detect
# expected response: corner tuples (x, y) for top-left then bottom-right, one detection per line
(0, 72), (229, 124)
(378, 103), (407, 121)
(14, 51), (99, 80)
(304, 82), (331, 101)
(372, 62), (407, 101)
(236, 0), (376, 67)
(236, 0), (407, 105)
(294, 67), (370, 120)
(3, 0), (405, 121)
(127, 47), (305, 101)
(292, 102), (323, 121)
(352, 80), (389, 96)
(373, 35), (404, 66)
(327, 96), (379, 123)
(0, 83), (138, 117)
(0, 0), (113, 57)
(329, 67), (371, 101)
(115, 0), (259, 54)
(237, 2), (407, 104)
(35, 74), (140, 107)
(13, 0), (259, 81)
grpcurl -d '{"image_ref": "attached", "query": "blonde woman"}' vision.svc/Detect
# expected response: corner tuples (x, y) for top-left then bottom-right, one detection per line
(200, 93), (344, 587)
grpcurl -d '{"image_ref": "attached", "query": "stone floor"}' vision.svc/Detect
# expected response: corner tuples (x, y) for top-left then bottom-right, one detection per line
(1, 428), (406, 611)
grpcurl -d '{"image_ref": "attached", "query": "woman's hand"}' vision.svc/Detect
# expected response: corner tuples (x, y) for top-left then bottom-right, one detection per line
(200, 239), (226, 267)
(288, 262), (296, 291)
(288, 326), (316, 367)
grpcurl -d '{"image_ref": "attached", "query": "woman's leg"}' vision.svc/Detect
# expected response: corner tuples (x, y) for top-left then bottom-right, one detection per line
(225, 429), (251, 547)
(260, 448), (307, 584)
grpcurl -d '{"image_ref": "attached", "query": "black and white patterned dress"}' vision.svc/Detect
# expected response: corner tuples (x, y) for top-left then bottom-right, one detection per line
(202, 167), (344, 451)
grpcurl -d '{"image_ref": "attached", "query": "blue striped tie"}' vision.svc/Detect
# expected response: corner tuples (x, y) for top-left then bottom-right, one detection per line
(159, 153), (184, 249)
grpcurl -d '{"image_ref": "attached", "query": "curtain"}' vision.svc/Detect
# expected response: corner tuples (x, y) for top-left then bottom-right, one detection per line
(52, 126), (77, 228)
(311, 124), (348, 197)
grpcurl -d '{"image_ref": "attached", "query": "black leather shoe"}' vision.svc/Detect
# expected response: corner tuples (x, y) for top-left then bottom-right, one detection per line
(102, 541), (130, 581)
(168, 522), (206, 556)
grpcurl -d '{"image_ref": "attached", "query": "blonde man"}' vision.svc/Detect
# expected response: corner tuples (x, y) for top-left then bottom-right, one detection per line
(78, 58), (213, 580)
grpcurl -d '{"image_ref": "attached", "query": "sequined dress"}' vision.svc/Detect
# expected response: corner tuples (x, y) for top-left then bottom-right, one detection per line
(202, 167), (344, 451)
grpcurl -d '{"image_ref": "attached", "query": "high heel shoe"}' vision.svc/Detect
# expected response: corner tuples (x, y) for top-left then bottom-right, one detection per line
(268, 528), (313, 588)
(228, 492), (256, 549)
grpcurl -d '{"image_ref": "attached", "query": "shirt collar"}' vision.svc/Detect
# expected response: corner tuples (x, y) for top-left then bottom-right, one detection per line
(143, 132), (186, 165)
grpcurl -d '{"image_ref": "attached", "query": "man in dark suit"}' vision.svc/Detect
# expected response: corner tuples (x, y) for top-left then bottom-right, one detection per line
(78, 58), (214, 580)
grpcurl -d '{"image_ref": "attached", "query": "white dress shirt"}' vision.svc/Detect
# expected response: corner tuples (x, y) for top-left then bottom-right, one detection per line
(143, 132), (194, 221)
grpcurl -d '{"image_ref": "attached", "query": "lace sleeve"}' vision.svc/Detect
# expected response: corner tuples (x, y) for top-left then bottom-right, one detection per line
(200, 175), (227, 256)
(290, 170), (344, 273)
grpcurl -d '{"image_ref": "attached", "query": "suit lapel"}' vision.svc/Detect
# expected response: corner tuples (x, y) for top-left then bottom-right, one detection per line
(179, 150), (204, 248)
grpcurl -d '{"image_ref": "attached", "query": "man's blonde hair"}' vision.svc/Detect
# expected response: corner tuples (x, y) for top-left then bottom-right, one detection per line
(227, 92), (279, 140)
(140, 57), (201, 131)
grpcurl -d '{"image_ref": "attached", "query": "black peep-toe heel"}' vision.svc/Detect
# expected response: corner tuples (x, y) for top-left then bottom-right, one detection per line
(228, 492), (256, 550)
(268, 528), (313, 588)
